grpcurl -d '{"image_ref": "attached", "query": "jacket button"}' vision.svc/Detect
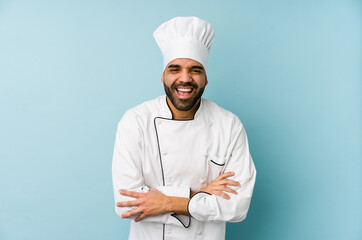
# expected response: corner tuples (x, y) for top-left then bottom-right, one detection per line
(197, 231), (202, 235)
(163, 152), (168, 156)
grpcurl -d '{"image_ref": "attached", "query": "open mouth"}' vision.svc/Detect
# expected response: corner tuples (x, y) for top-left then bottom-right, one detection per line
(175, 87), (194, 99)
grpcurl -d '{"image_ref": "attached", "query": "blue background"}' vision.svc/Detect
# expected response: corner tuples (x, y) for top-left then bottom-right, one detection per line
(0, 0), (361, 239)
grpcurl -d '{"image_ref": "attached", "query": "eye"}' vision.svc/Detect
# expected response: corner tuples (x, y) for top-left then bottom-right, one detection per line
(170, 68), (179, 72)
(192, 69), (203, 74)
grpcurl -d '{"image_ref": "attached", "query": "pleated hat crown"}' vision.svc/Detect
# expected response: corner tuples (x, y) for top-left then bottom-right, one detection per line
(153, 16), (215, 70)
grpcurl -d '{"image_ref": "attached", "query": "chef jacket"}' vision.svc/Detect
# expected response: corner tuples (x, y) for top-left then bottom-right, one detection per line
(112, 95), (256, 240)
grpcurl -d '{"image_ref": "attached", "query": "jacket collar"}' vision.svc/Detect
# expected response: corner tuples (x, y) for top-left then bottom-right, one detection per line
(159, 95), (204, 121)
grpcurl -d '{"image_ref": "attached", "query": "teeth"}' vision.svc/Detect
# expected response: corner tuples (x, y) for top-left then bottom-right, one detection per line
(177, 88), (192, 92)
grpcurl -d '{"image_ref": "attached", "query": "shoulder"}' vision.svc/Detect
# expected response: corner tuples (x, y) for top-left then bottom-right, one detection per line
(202, 98), (243, 129)
(118, 96), (164, 125)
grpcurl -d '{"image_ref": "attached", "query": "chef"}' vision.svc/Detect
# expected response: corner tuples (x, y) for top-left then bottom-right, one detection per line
(112, 16), (256, 240)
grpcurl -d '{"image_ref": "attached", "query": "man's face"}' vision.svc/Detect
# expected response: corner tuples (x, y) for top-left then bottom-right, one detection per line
(162, 58), (208, 111)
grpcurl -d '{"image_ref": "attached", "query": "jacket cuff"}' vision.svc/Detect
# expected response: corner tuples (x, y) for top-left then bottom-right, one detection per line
(187, 191), (213, 221)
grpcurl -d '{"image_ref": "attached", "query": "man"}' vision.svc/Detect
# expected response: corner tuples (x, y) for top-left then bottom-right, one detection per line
(112, 16), (256, 240)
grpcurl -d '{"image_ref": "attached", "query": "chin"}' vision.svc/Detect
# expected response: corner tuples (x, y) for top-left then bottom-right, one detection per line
(172, 96), (198, 111)
(164, 83), (205, 111)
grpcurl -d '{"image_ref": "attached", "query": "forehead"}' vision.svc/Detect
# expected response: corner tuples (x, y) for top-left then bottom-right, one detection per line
(166, 58), (204, 69)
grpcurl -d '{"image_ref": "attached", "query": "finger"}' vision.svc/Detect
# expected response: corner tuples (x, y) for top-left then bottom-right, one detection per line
(121, 207), (143, 218)
(220, 179), (240, 187)
(221, 192), (231, 200)
(210, 184), (237, 194)
(120, 190), (145, 198)
(213, 190), (231, 200)
(218, 185), (238, 195)
(117, 200), (141, 207)
(135, 213), (147, 222)
(216, 172), (235, 180)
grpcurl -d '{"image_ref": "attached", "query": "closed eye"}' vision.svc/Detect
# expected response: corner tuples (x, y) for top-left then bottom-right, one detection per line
(191, 66), (204, 74)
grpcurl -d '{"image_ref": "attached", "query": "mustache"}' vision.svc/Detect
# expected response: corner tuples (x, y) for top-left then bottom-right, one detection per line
(171, 82), (198, 89)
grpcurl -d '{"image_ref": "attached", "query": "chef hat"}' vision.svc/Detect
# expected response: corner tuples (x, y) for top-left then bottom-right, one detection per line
(153, 16), (215, 70)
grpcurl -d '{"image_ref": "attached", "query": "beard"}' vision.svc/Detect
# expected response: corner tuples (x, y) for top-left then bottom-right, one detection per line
(163, 82), (205, 111)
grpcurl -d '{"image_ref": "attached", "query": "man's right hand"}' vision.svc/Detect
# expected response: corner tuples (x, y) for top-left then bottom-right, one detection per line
(193, 172), (240, 199)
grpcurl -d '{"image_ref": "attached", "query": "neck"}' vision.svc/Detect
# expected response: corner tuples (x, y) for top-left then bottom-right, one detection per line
(166, 97), (201, 120)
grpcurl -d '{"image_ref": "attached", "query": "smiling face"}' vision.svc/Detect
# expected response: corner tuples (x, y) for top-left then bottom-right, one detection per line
(162, 58), (208, 112)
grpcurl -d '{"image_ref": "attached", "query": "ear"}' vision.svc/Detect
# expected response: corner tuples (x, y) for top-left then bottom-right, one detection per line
(205, 74), (208, 86)
(161, 73), (164, 83)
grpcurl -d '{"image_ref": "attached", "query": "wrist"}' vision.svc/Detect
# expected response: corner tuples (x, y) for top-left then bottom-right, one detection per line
(163, 196), (191, 216)
(164, 195), (173, 213)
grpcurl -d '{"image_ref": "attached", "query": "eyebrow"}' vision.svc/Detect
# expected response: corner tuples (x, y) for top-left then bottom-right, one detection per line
(167, 64), (204, 70)
(191, 66), (204, 70)
(168, 64), (180, 68)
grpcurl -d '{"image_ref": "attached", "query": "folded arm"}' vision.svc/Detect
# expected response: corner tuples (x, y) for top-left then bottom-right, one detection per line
(187, 125), (257, 222)
(116, 171), (240, 222)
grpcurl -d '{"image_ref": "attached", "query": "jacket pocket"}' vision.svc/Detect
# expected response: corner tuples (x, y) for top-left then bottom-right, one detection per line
(207, 155), (226, 183)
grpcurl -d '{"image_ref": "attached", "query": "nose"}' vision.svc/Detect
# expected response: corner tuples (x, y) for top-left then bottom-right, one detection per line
(178, 69), (192, 83)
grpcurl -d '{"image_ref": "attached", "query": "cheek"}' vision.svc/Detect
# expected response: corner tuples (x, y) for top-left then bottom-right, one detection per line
(196, 77), (207, 87)
(163, 76), (177, 87)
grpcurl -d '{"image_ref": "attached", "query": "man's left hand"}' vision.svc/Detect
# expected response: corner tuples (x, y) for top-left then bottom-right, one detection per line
(117, 189), (169, 222)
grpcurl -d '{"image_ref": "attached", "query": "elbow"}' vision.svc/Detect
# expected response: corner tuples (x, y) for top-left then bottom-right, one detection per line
(189, 192), (253, 223)
(228, 207), (249, 223)
(221, 196), (252, 222)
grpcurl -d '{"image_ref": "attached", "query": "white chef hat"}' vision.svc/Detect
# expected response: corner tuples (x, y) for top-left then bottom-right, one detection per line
(153, 16), (215, 70)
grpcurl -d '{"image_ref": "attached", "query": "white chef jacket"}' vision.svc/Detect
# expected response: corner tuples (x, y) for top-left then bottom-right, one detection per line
(112, 95), (256, 240)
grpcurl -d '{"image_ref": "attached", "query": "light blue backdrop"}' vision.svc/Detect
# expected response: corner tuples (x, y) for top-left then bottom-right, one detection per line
(0, 0), (361, 239)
